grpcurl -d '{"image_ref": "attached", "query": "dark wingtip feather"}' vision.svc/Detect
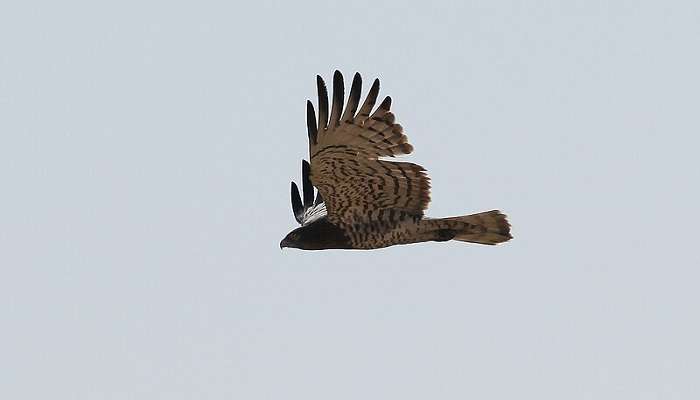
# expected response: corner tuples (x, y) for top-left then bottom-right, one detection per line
(378, 95), (392, 111)
(356, 78), (380, 122)
(301, 160), (314, 208)
(330, 71), (345, 127)
(342, 72), (362, 122)
(306, 100), (317, 144)
(316, 75), (329, 129)
(291, 182), (303, 224)
(370, 78), (380, 96)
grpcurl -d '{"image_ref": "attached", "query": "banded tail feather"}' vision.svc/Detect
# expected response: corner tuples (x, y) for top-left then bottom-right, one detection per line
(430, 210), (512, 245)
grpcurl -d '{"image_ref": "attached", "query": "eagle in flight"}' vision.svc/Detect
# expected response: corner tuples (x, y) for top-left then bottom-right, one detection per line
(280, 71), (512, 250)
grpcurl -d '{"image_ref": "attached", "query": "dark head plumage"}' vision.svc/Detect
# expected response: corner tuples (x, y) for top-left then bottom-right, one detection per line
(280, 218), (351, 250)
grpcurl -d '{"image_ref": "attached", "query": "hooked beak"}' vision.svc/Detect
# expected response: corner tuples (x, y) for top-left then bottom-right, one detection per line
(280, 238), (290, 249)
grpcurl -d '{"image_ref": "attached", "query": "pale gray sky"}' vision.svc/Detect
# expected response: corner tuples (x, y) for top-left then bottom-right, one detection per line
(2, 1), (699, 399)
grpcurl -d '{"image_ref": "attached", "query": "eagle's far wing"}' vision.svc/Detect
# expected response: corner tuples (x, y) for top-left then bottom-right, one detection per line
(290, 160), (327, 226)
(306, 71), (431, 225)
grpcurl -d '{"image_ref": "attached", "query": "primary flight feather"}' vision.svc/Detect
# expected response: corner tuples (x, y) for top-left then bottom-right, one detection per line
(281, 71), (512, 250)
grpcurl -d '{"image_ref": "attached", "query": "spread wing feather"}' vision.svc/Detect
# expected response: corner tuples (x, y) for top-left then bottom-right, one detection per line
(290, 160), (327, 226)
(307, 71), (431, 225)
(316, 76), (329, 131)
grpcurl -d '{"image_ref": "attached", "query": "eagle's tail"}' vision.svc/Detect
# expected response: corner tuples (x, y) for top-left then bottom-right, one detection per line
(430, 210), (512, 245)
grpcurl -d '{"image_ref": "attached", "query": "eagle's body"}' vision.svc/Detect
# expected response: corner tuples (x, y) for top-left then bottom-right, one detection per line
(280, 71), (512, 250)
(283, 210), (511, 250)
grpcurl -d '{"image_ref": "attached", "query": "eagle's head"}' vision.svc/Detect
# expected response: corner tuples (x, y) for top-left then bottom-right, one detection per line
(280, 219), (352, 250)
(279, 227), (304, 249)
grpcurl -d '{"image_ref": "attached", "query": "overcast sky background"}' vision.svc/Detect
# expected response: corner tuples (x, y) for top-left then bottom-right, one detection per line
(2, 1), (699, 399)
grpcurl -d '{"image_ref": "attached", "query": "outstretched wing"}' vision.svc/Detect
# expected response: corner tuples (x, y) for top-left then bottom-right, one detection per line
(290, 160), (327, 226)
(306, 71), (431, 225)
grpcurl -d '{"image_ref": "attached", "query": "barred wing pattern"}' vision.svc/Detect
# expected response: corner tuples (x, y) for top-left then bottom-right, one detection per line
(307, 71), (431, 225)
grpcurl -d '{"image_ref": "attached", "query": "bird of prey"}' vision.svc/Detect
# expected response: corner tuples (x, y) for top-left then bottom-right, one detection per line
(280, 71), (512, 250)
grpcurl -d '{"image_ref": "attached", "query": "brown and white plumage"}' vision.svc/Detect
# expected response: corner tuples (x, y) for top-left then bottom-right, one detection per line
(280, 71), (512, 250)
